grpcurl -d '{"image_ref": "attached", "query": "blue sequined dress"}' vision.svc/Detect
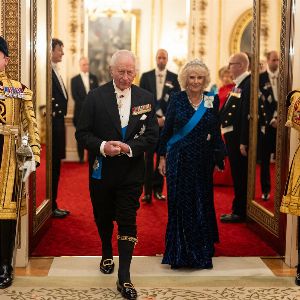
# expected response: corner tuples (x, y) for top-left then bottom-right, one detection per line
(158, 91), (225, 268)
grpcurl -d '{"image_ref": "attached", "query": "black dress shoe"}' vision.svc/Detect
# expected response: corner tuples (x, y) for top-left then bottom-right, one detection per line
(295, 272), (300, 286)
(154, 192), (166, 201)
(220, 213), (244, 223)
(261, 193), (270, 201)
(52, 209), (68, 218)
(99, 258), (114, 274)
(0, 265), (13, 289)
(141, 194), (151, 203)
(57, 208), (70, 215)
(116, 280), (137, 300)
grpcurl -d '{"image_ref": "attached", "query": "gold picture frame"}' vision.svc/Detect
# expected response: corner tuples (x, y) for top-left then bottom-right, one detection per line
(87, 9), (141, 85)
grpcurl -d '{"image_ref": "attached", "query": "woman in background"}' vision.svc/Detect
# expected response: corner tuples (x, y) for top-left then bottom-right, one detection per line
(158, 59), (225, 269)
(214, 66), (235, 186)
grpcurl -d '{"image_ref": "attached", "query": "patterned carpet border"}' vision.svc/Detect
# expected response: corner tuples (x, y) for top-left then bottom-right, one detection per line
(1, 287), (300, 299)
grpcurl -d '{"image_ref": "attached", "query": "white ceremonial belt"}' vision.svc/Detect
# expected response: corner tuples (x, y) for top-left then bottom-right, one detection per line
(221, 125), (233, 135)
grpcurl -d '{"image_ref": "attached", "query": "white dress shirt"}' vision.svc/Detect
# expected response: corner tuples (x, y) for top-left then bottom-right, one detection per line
(80, 71), (90, 94)
(100, 80), (132, 157)
(155, 68), (167, 100)
(267, 67), (279, 101)
(52, 62), (67, 99)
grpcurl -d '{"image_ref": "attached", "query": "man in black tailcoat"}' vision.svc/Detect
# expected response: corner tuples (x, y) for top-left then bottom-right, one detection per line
(76, 49), (159, 300)
(219, 52), (251, 223)
(258, 50), (279, 200)
(51, 38), (70, 218)
(139, 49), (180, 203)
(71, 57), (98, 163)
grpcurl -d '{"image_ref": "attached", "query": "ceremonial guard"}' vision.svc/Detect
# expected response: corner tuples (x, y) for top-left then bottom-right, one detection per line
(0, 36), (40, 288)
(280, 90), (300, 286)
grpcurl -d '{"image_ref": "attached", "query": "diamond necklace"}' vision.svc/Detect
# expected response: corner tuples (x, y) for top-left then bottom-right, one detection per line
(187, 93), (203, 109)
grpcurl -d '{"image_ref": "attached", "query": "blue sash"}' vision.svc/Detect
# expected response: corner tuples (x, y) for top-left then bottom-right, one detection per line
(167, 100), (207, 151)
(92, 126), (127, 180)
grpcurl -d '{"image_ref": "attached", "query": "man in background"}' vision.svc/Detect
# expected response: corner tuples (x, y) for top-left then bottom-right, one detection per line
(139, 49), (180, 203)
(220, 52), (251, 223)
(258, 50), (279, 200)
(71, 57), (98, 163)
(51, 38), (70, 218)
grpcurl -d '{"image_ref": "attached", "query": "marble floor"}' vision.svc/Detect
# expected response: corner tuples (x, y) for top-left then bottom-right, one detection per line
(0, 256), (297, 299)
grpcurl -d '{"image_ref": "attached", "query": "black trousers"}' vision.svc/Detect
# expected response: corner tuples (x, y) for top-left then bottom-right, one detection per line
(224, 131), (248, 218)
(259, 127), (276, 194)
(51, 158), (61, 211)
(52, 118), (66, 211)
(144, 151), (164, 195)
(0, 220), (16, 267)
(77, 140), (84, 162)
(89, 177), (142, 257)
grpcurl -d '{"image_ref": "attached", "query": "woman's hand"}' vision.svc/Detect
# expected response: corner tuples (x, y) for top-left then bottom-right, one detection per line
(158, 156), (166, 176)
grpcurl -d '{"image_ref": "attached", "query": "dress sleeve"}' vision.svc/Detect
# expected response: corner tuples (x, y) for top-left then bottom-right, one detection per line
(212, 95), (226, 167)
(158, 93), (177, 156)
(21, 86), (41, 164)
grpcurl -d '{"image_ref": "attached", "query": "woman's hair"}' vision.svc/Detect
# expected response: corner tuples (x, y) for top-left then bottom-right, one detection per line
(178, 59), (211, 90)
(218, 66), (230, 79)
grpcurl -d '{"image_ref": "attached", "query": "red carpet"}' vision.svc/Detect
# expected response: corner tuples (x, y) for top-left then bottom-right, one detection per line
(32, 161), (277, 257)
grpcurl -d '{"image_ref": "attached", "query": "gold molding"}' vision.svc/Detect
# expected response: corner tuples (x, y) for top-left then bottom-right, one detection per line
(1, 0), (21, 80)
(260, 0), (269, 56)
(216, 0), (222, 83)
(188, 0), (207, 59)
(69, 0), (79, 55)
(229, 8), (252, 55)
(150, 0), (155, 69)
(247, 0), (292, 243)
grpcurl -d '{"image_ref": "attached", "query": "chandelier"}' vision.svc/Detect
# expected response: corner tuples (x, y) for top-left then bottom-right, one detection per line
(85, 0), (132, 18)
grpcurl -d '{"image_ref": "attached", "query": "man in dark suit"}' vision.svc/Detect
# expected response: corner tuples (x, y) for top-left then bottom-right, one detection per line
(219, 53), (251, 223)
(76, 50), (159, 300)
(51, 38), (70, 218)
(71, 57), (98, 162)
(139, 49), (180, 203)
(258, 50), (279, 200)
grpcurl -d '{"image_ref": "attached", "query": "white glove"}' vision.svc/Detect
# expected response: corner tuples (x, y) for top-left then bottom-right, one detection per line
(19, 146), (36, 182)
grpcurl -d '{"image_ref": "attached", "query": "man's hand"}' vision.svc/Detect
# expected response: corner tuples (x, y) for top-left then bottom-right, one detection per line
(240, 144), (248, 157)
(118, 142), (130, 154)
(270, 118), (278, 128)
(158, 156), (166, 176)
(157, 116), (165, 127)
(104, 141), (122, 156)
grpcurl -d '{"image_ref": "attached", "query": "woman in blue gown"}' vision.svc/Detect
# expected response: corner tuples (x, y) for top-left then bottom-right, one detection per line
(158, 59), (225, 269)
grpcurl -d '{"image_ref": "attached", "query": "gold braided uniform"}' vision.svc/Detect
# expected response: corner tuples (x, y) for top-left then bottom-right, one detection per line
(0, 70), (40, 220)
(280, 90), (300, 216)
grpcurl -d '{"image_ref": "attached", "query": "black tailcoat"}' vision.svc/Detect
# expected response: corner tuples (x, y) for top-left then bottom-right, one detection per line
(139, 69), (180, 115)
(75, 81), (159, 237)
(219, 74), (251, 217)
(51, 70), (68, 209)
(258, 71), (277, 194)
(76, 81), (159, 186)
(71, 73), (98, 126)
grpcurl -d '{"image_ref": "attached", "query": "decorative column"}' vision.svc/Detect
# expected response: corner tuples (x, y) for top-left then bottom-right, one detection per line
(260, 0), (269, 56)
(65, 0), (84, 161)
(188, 0), (208, 60)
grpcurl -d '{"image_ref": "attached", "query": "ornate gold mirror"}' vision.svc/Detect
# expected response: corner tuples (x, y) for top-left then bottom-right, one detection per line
(247, 0), (291, 252)
(30, 0), (52, 248)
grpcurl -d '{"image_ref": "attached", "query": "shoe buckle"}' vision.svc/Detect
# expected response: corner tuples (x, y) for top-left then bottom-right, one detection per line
(123, 282), (134, 288)
(102, 259), (113, 266)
